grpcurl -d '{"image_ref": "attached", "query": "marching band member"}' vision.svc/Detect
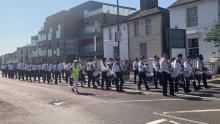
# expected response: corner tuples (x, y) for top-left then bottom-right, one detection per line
(112, 57), (124, 92)
(184, 55), (197, 92)
(65, 60), (71, 84)
(53, 61), (61, 85)
(197, 54), (209, 89)
(47, 62), (53, 83)
(138, 56), (150, 91)
(39, 62), (43, 82)
(80, 61), (86, 87)
(34, 63), (40, 83)
(152, 55), (157, 85)
(25, 62), (31, 82)
(18, 61), (25, 81)
(173, 53), (185, 94)
(101, 57), (111, 90)
(8, 63), (14, 79)
(14, 64), (18, 79)
(171, 57), (176, 68)
(51, 62), (55, 81)
(133, 57), (139, 84)
(61, 61), (65, 80)
(160, 53), (174, 96)
(30, 63), (35, 82)
(93, 57), (100, 86)
(87, 57), (97, 89)
(42, 61), (49, 83)
(154, 57), (162, 88)
(107, 57), (114, 86)
(1, 64), (6, 77)
(5, 64), (8, 78)
(58, 62), (62, 83)
(70, 60), (80, 95)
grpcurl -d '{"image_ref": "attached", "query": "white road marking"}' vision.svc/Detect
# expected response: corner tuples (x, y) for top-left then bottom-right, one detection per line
(145, 119), (168, 124)
(114, 99), (184, 103)
(175, 94), (220, 101)
(163, 109), (220, 114)
(53, 102), (66, 106)
(169, 120), (181, 124)
(154, 112), (208, 124)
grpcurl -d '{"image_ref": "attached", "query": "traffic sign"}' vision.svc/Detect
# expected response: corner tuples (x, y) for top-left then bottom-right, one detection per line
(115, 31), (122, 42)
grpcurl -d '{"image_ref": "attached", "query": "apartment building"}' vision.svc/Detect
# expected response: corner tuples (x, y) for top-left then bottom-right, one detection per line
(17, 44), (33, 63)
(5, 51), (18, 64)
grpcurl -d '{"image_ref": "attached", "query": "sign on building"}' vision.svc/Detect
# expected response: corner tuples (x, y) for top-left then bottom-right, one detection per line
(115, 31), (122, 42)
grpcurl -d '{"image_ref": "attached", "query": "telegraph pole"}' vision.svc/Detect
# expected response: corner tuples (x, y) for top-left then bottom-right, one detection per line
(117, 0), (120, 57)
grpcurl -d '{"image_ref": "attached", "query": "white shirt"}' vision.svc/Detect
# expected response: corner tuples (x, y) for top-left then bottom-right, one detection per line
(155, 62), (161, 72)
(30, 65), (35, 71)
(197, 60), (205, 72)
(65, 63), (72, 71)
(25, 65), (31, 71)
(53, 64), (61, 73)
(59, 63), (64, 70)
(18, 63), (26, 70)
(42, 64), (49, 71)
(133, 61), (138, 70)
(152, 60), (156, 69)
(160, 58), (170, 74)
(138, 61), (149, 72)
(8, 65), (14, 70)
(171, 62), (174, 68)
(112, 63), (123, 72)
(101, 62), (110, 72)
(184, 61), (194, 72)
(174, 59), (183, 74)
(47, 64), (53, 72)
(87, 62), (96, 71)
(1, 66), (6, 69)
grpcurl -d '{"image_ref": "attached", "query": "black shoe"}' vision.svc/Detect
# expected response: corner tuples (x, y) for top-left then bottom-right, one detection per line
(75, 91), (79, 95)
(70, 84), (73, 86)
(106, 88), (110, 90)
(71, 88), (75, 92)
(205, 86), (210, 89)
(101, 88), (104, 90)
(146, 87), (151, 90)
(155, 87), (159, 89)
(138, 88), (142, 90)
(188, 89), (192, 93)
(116, 89), (120, 92)
(55, 83), (58, 85)
(120, 90), (124, 92)
(163, 94), (169, 97)
(59, 81), (62, 83)
(134, 83), (137, 84)
(93, 86), (97, 89)
(81, 85), (84, 87)
(175, 92), (180, 94)
(170, 94), (176, 96)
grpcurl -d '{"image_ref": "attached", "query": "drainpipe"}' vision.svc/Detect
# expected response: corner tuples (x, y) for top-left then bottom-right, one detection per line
(126, 22), (130, 72)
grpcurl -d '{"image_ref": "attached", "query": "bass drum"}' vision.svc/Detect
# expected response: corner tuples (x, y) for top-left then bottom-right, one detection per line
(146, 73), (154, 81)
(205, 71), (213, 80)
(93, 71), (100, 81)
(183, 70), (192, 81)
(170, 70), (181, 81)
(106, 71), (115, 81)
(195, 71), (202, 81)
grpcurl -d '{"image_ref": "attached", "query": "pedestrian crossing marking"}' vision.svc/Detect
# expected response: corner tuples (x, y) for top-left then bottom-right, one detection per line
(163, 109), (220, 115)
(146, 119), (168, 124)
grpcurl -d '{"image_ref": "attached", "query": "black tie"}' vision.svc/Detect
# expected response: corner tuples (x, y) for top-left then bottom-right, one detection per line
(104, 63), (106, 68)
(157, 63), (160, 69)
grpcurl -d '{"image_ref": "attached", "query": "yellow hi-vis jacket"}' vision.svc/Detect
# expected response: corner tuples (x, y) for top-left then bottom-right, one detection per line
(71, 65), (80, 79)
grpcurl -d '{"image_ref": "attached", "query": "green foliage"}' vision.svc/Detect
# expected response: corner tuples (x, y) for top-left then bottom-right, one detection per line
(203, 13), (220, 52)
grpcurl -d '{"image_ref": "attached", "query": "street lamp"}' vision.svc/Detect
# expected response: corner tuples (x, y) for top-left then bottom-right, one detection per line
(117, 0), (120, 57)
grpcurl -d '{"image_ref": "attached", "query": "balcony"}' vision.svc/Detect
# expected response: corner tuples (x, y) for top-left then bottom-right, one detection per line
(39, 49), (46, 56)
(79, 41), (103, 57)
(48, 49), (52, 57)
(33, 51), (38, 57)
(78, 27), (102, 40)
(38, 35), (46, 42)
(56, 30), (61, 39)
(48, 33), (52, 40)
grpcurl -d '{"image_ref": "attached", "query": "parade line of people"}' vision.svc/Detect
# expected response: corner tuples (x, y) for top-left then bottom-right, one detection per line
(1, 53), (211, 96)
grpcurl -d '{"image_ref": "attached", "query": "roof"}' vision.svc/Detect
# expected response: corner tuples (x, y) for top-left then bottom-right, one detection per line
(102, 11), (141, 27)
(127, 7), (169, 21)
(18, 43), (33, 49)
(168, 0), (203, 9)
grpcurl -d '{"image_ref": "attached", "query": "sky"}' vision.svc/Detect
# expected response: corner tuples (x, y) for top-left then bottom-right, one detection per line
(0, 0), (176, 56)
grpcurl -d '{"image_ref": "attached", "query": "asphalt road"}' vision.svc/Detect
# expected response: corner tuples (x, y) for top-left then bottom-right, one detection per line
(1, 76), (220, 124)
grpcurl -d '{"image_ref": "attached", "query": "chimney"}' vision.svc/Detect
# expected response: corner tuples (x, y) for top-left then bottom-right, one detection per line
(140, 0), (158, 11)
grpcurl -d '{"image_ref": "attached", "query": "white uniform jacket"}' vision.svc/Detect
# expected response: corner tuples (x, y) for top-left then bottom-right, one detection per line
(138, 61), (149, 72)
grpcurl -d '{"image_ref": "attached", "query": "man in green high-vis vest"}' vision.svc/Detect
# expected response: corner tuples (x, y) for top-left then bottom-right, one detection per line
(69, 60), (80, 95)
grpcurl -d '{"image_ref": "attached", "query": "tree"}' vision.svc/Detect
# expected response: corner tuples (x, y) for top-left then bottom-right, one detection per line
(203, 13), (220, 52)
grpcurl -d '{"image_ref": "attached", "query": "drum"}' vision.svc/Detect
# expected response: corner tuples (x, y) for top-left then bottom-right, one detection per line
(183, 70), (192, 81)
(122, 71), (130, 82)
(106, 71), (115, 81)
(170, 70), (181, 81)
(205, 71), (213, 80)
(93, 71), (100, 81)
(146, 73), (154, 81)
(195, 71), (202, 81)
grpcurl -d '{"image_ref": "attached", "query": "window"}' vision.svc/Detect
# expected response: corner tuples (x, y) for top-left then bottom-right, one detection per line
(109, 28), (114, 40)
(188, 38), (199, 58)
(21, 50), (23, 55)
(140, 44), (147, 59)
(146, 19), (152, 34)
(134, 22), (139, 36)
(187, 7), (198, 27)
(30, 48), (31, 54)
(57, 24), (61, 31)
(114, 47), (119, 60)
(57, 42), (59, 48)
(49, 27), (52, 33)
(49, 43), (52, 49)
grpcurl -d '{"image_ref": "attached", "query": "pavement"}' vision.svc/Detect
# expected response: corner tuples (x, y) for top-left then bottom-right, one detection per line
(1, 73), (220, 124)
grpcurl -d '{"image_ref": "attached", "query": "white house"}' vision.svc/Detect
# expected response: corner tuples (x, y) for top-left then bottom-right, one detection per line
(103, 12), (140, 63)
(168, 0), (220, 63)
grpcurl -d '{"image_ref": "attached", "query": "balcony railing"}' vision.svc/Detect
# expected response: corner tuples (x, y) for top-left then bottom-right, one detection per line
(33, 52), (38, 57)
(48, 33), (52, 40)
(78, 27), (101, 35)
(38, 35), (46, 41)
(80, 42), (102, 53)
(56, 30), (61, 39)
(48, 49), (52, 57)
(39, 50), (46, 56)
(33, 40), (38, 46)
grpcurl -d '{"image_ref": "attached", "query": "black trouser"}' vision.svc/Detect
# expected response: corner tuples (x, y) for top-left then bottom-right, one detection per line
(48, 72), (51, 83)
(59, 72), (61, 81)
(81, 73), (85, 85)
(25, 71), (31, 81)
(162, 72), (174, 95)
(184, 80), (197, 91)
(5, 70), (8, 78)
(175, 75), (186, 93)
(40, 70), (43, 79)
(115, 72), (124, 91)
(155, 72), (163, 87)
(198, 73), (208, 88)
(43, 71), (49, 83)
(61, 70), (64, 80)
(138, 72), (148, 89)
(9, 70), (14, 79)
(88, 71), (95, 88)
(134, 70), (139, 84)
(153, 68), (156, 83)
(14, 69), (18, 78)
(55, 72), (59, 84)
(19, 70), (24, 80)
(101, 72), (109, 89)
(51, 71), (55, 79)
(65, 71), (70, 83)
(2, 70), (5, 77)
(34, 71), (40, 82)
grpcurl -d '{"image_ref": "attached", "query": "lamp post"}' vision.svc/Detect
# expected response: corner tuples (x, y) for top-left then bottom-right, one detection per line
(117, 0), (120, 57)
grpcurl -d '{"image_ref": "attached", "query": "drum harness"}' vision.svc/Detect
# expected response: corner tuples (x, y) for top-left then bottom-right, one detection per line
(176, 59), (185, 83)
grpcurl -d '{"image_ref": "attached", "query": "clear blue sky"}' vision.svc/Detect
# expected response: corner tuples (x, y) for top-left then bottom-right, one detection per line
(0, 0), (176, 56)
